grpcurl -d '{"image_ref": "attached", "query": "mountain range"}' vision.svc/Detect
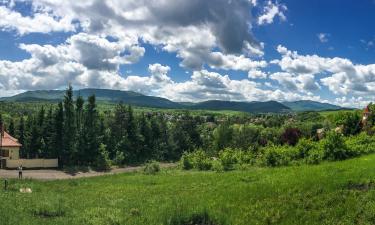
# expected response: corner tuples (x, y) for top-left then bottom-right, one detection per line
(0, 89), (345, 113)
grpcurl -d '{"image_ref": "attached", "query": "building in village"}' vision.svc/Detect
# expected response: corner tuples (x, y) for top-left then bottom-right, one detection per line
(362, 104), (371, 126)
(0, 123), (58, 169)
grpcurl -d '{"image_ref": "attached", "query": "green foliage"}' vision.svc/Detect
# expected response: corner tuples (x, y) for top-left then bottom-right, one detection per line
(218, 148), (238, 171)
(295, 138), (317, 159)
(94, 144), (111, 171)
(321, 131), (350, 161)
(143, 161), (161, 175)
(180, 150), (212, 171)
(329, 111), (361, 136)
(306, 148), (324, 165)
(166, 210), (224, 225)
(260, 145), (294, 167)
(113, 151), (125, 166)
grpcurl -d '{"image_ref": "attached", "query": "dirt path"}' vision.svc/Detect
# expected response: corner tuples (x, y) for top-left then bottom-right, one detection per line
(0, 163), (176, 180)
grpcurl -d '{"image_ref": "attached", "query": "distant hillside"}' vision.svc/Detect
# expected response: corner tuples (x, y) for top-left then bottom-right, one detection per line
(0, 89), (182, 109)
(189, 100), (291, 113)
(1, 89), (347, 113)
(282, 100), (342, 111)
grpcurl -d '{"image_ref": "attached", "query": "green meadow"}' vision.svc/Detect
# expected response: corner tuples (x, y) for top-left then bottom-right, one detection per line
(2, 154), (375, 225)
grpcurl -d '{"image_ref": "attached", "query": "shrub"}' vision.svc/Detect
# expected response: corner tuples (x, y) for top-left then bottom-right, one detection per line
(260, 145), (293, 167)
(218, 148), (238, 171)
(143, 161), (161, 175)
(321, 131), (350, 161)
(295, 138), (316, 159)
(179, 150), (211, 171)
(306, 148), (324, 164)
(346, 132), (375, 156)
(211, 159), (224, 172)
(281, 127), (302, 146)
(193, 150), (212, 171)
(94, 144), (111, 171)
(113, 151), (125, 166)
(180, 152), (194, 170)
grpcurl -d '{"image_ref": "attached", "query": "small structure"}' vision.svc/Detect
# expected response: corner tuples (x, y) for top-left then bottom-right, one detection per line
(316, 128), (325, 140)
(362, 105), (371, 126)
(0, 123), (58, 169)
(0, 124), (22, 169)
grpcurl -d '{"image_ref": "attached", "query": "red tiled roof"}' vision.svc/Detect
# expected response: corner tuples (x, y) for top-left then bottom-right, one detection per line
(0, 131), (22, 147)
(364, 106), (370, 113)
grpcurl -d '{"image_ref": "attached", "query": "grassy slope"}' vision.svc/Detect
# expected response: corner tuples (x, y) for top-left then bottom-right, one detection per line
(3, 155), (375, 224)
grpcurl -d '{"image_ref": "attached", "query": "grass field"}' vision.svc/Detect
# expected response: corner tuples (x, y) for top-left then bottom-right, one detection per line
(2, 155), (375, 225)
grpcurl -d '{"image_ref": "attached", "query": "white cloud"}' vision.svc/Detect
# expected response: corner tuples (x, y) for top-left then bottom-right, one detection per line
(0, 5), (75, 35)
(273, 45), (375, 105)
(257, 0), (287, 25)
(317, 33), (329, 43)
(248, 69), (268, 79)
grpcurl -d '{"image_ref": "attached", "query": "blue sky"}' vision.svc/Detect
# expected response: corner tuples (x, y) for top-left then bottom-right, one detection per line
(0, 0), (374, 107)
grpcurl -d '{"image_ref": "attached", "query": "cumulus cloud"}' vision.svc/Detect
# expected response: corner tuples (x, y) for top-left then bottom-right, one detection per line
(257, 0), (287, 25)
(317, 33), (330, 43)
(272, 45), (375, 103)
(0, 4), (75, 35)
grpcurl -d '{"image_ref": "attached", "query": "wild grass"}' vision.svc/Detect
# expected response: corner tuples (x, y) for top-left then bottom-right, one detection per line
(3, 154), (375, 224)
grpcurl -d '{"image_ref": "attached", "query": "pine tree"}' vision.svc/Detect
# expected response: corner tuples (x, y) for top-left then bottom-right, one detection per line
(139, 113), (152, 161)
(83, 95), (100, 165)
(76, 95), (85, 164)
(8, 118), (15, 136)
(42, 108), (56, 158)
(55, 102), (64, 166)
(63, 85), (76, 165)
(18, 116), (26, 158)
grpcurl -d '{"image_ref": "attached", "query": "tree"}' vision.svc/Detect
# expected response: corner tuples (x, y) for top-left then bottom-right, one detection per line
(55, 102), (64, 166)
(322, 131), (350, 160)
(63, 85), (77, 165)
(42, 108), (56, 158)
(281, 127), (302, 146)
(212, 123), (233, 152)
(83, 95), (100, 165)
(8, 119), (15, 136)
(18, 116), (26, 158)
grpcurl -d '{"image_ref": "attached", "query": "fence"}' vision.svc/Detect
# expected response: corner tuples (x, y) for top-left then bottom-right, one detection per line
(6, 158), (58, 168)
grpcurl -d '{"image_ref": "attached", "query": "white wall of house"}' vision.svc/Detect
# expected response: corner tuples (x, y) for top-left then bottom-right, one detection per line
(6, 158), (58, 168)
(1, 147), (20, 160)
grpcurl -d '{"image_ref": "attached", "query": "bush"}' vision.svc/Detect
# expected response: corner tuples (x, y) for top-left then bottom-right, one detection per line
(113, 151), (125, 166)
(281, 127), (302, 146)
(260, 145), (293, 167)
(180, 150), (212, 171)
(321, 131), (350, 161)
(94, 144), (111, 171)
(295, 138), (316, 159)
(218, 148), (238, 171)
(306, 148), (324, 165)
(211, 159), (224, 172)
(180, 152), (194, 170)
(143, 161), (160, 175)
(346, 132), (375, 156)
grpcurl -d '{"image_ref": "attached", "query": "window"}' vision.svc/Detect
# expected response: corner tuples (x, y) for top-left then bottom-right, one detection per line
(1, 149), (9, 157)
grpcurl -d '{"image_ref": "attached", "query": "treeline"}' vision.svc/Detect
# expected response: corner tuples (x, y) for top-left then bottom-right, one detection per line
(1, 85), (369, 171)
(1, 86), (203, 169)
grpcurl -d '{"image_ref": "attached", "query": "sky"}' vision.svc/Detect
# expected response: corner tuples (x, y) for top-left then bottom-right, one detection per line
(0, 0), (375, 107)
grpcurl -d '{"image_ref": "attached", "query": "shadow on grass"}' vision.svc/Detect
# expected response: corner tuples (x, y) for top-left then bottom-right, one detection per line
(165, 210), (225, 225)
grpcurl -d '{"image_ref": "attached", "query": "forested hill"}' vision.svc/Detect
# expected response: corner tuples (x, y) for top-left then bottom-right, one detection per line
(190, 100), (290, 113)
(282, 100), (343, 111)
(0, 88), (343, 113)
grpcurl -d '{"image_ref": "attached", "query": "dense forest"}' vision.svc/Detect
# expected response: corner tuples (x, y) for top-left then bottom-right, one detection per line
(0, 85), (373, 170)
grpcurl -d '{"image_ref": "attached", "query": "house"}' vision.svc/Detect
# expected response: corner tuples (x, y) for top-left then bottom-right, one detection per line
(362, 105), (371, 126)
(0, 125), (22, 169)
(0, 123), (58, 169)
